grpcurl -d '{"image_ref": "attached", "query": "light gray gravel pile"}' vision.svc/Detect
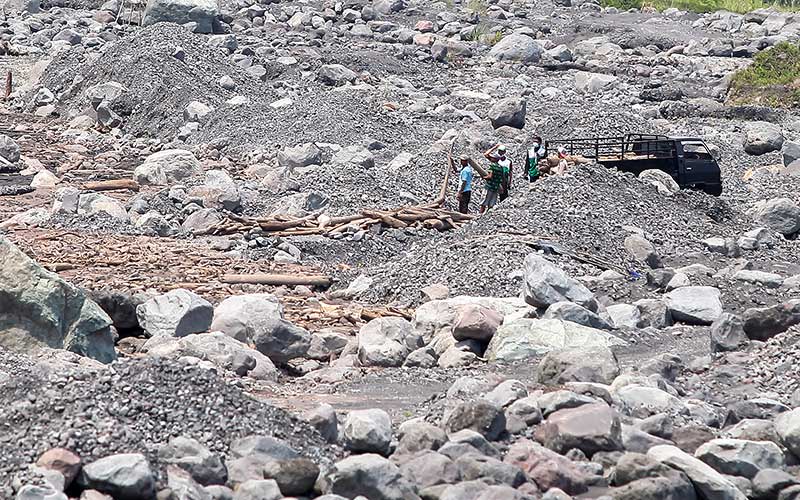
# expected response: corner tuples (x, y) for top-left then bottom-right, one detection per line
(38, 23), (279, 139)
(0, 353), (341, 488)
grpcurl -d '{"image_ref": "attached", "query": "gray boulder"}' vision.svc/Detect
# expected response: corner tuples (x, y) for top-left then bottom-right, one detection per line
(606, 304), (643, 329)
(158, 437), (226, 486)
(144, 332), (278, 380)
(78, 454), (155, 500)
(302, 403), (338, 443)
(775, 408), (800, 458)
(743, 300), (800, 341)
(486, 319), (625, 362)
(443, 399), (505, 441)
(210, 294), (283, 342)
(136, 289), (213, 337)
(752, 468), (799, 500)
(454, 454), (525, 487)
(452, 304), (503, 342)
(332, 145), (375, 169)
(0, 133), (21, 163)
(233, 479), (282, 500)
(648, 445), (746, 500)
(0, 237), (115, 363)
(783, 141), (800, 167)
(343, 409), (393, 455)
(278, 143), (322, 170)
(395, 421), (447, 455)
(252, 318), (311, 364)
(624, 235), (662, 269)
(398, 451), (459, 488)
(542, 403), (622, 456)
(358, 317), (421, 367)
(134, 149), (202, 186)
(610, 452), (696, 500)
(522, 254), (597, 310)
(757, 198), (800, 236)
(536, 346), (620, 385)
(574, 71), (618, 93)
(639, 169), (680, 195)
(665, 286), (723, 325)
(488, 97), (526, 130)
(318, 64), (358, 86)
(711, 313), (749, 352)
(634, 299), (673, 329)
(744, 122), (784, 155)
(322, 454), (420, 500)
(488, 33), (543, 63)
(542, 301), (612, 330)
(695, 439), (784, 479)
(142, 0), (219, 33)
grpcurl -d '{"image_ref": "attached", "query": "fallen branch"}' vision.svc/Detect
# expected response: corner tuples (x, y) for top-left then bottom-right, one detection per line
(83, 179), (140, 192)
(220, 273), (332, 287)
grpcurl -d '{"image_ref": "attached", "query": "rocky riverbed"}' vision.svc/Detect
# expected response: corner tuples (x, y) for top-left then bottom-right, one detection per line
(0, 0), (800, 497)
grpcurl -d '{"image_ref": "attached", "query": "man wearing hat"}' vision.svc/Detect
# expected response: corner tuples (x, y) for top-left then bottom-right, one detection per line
(456, 154), (474, 214)
(484, 143), (513, 202)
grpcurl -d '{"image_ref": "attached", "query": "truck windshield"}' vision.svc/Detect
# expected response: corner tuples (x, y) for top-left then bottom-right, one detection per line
(683, 143), (713, 160)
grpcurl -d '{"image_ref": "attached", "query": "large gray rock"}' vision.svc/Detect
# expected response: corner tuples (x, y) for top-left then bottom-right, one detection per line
(574, 71), (618, 94)
(189, 170), (241, 212)
(752, 469), (799, 499)
(77, 193), (129, 220)
(454, 454), (525, 487)
(536, 346), (620, 385)
(144, 332), (278, 380)
(358, 317), (422, 367)
(0, 237), (115, 363)
(136, 289), (213, 337)
(784, 141), (800, 167)
(252, 318), (311, 364)
(134, 149), (202, 186)
(182, 208), (222, 234)
(542, 403), (622, 456)
(158, 436), (227, 486)
(624, 235), (662, 269)
(0, 133), (21, 163)
(233, 479), (282, 500)
(302, 403), (338, 443)
(695, 439), (784, 479)
(665, 286), (723, 325)
(488, 97), (526, 130)
(743, 300), (800, 341)
(639, 169), (680, 195)
(322, 454), (421, 500)
(775, 408), (800, 458)
(343, 409), (393, 455)
(443, 399), (505, 441)
(504, 439), (588, 495)
(488, 33), (542, 63)
(606, 304), (643, 329)
(757, 198), (800, 236)
(142, 0), (219, 33)
(711, 313), (749, 352)
(210, 294), (283, 342)
(332, 146), (375, 168)
(277, 143), (322, 170)
(614, 386), (682, 418)
(542, 302), (612, 330)
(78, 454), (156, 500)
(522, 254), (597, 310)
(318, 64), (358, 86)
(648, 445), (747, 500)
(486, 319), (625, 363)
(744, 122), (784, 155)
(610, 452), (696, 500)
(452, 304), (503, 342)
(398, 451), (459, 488)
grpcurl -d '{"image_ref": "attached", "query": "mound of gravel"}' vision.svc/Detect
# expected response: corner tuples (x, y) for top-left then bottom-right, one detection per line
(0, 353), (341, 488)
(38, 23), (278, 139)
(349, 163), (749, 304)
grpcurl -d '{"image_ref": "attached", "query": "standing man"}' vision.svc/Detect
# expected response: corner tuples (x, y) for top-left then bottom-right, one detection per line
(484, 144), (513, 202)
(456, 154), (473, 214)
(480, 156), (504, 214)
(525, 136), (546, 183)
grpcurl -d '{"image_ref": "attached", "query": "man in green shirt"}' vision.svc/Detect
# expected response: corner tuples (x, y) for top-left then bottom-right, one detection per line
(480, 160), (504, 213)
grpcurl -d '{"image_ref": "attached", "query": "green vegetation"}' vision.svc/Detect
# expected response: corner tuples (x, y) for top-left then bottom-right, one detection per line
(601, 0), (797, 13)
(467, 0), (488, 14)
(728, 42), (800, 108)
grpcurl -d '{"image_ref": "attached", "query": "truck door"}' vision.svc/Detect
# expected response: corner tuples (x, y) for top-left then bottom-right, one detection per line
(679, 141), (722, 195)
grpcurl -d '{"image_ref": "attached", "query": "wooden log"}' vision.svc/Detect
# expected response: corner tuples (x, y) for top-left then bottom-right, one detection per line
(220, 273), (332, 287)
(83, 179), (140, 192)
(4, 71), (11, 100)
(468, 158), (489, 178)
(361, 209), (407, 229)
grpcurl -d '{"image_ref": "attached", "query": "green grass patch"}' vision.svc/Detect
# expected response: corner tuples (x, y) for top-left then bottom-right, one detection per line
(467, 0), (488, 14)
(601, 0), (798, 13)
(728, 42), (800, 108)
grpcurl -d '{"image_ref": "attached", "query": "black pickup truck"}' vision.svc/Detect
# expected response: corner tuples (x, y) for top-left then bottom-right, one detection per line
(545, 134), (723, 196)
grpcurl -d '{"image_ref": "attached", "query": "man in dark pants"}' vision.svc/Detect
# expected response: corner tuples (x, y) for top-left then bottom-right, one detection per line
(484, 144), (513, 202)
(456, 155), (473, 214)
